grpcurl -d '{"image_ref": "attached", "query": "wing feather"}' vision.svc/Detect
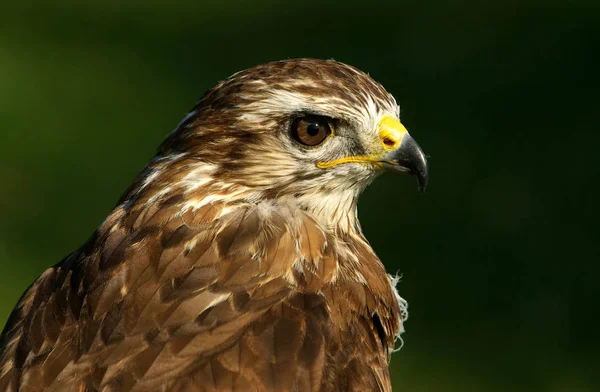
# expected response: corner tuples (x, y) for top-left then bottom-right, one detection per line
(0, 198), (400, 391)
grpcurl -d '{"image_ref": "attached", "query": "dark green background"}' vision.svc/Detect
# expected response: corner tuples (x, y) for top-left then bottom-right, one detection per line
(1, 1), (598, 390)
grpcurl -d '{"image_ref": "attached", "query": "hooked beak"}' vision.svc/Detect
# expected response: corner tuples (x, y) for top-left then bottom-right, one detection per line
(381, 134), (429, 193)
(377, 116), (429, 193)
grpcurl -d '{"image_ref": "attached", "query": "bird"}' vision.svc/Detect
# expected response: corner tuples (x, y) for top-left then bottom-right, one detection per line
(0, 58), (428, 392)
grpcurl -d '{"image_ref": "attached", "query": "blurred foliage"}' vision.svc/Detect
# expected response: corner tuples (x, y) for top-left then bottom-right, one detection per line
(1, 1), (599, 390)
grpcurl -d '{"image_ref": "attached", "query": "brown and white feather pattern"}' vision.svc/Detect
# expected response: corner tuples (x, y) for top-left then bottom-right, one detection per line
(0, 59), (408, 391)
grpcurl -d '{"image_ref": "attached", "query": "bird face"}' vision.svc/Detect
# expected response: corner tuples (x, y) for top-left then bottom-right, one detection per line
(281, 111), (428, 193)
(156, 59), (428, 230)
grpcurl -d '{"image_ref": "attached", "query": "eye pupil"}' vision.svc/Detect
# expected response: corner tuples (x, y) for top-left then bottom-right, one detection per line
(306, 123), (320, 136)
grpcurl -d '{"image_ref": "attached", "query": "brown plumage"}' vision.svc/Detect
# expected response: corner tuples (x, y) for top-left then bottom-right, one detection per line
(0, 58), (428, 391)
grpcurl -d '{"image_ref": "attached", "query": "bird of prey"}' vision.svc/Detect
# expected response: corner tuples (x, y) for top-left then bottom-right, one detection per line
(0, 58), (428, 391)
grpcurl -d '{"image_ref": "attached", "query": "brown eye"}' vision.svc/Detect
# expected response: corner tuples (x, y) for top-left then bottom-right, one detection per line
(291, 116), (332, 146)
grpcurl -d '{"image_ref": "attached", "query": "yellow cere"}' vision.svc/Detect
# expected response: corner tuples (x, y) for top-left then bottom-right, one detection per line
(378, 115), (408, 151)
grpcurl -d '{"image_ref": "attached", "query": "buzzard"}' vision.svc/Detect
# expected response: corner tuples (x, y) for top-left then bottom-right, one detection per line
(0, 59), (428, 391)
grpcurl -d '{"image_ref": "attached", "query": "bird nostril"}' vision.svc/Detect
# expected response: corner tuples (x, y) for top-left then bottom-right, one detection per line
(383, 137), (396, 148)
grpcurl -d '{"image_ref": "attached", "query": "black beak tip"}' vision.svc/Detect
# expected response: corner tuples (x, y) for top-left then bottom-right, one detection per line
(381, 134), (429, 193)
(401, 134), (429, 194)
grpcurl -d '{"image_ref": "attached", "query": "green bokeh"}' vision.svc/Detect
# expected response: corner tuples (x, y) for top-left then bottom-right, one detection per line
(1, 1), (598, 390)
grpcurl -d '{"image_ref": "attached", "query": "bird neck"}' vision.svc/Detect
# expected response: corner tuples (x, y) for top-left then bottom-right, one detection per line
(293, 188), (361, 234)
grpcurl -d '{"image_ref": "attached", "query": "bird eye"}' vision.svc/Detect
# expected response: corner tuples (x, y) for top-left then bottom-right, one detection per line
(291, 116), (332, 146)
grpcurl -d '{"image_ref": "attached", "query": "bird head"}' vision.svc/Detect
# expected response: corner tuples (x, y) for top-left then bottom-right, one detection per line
(148, 59), (428, 231)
